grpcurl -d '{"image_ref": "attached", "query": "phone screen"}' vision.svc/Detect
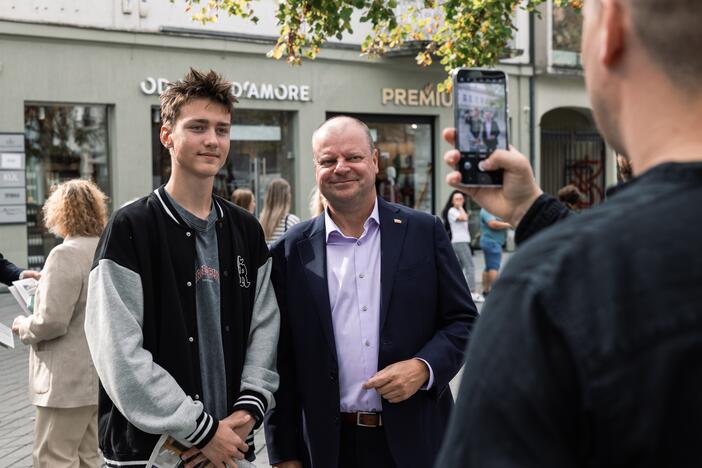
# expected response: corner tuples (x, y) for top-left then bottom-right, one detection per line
(454, 69), (507, 185)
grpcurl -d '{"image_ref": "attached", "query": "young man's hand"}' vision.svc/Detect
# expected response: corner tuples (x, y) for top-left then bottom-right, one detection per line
(443, 128), (543, 227)
(181, 412), (252, 468)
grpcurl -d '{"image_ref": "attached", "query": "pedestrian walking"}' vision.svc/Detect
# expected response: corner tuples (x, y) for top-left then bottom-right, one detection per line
(478, 208), (510, 297)
(12, 179), (108, 468)
(441, 190), (483, 303)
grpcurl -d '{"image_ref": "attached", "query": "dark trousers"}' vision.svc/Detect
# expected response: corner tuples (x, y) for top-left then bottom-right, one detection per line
(338, 422), (397, 468)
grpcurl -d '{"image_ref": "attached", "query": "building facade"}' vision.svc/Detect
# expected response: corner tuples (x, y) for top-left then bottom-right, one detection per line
(0, 0), (605, 269)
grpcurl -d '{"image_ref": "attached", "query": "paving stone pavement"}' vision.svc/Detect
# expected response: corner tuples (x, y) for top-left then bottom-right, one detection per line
(0, 248), (509, 467)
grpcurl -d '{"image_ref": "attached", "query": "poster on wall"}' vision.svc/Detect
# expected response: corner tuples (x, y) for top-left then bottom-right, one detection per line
(0, 133), (27, 224)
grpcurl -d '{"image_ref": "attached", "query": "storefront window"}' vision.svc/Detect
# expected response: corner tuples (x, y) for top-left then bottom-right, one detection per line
(24, 104), (110, 269)
(152, 108), (295, 215)
(329, 113), (434, 213)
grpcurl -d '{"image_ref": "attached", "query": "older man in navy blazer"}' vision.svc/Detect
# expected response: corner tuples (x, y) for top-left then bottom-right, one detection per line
(265, 116), (477, 468)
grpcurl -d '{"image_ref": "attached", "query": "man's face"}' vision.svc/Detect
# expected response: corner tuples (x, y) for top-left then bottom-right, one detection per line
(581, 0), (625, 153)
(484, 111), (493, 121)
(313, 121), (378, 210)
(160, 98), (231, 180)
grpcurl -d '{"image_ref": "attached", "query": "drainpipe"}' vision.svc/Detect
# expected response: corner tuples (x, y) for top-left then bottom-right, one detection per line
(529, 9), (536, 169)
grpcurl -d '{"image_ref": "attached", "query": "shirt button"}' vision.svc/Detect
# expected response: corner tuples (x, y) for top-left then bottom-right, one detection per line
(359, 273), (365, 279)
(364, 340), (370, 347)
(188, 336), (194, 343)
(186, 231), (192, 237)
(361, 305), (368, 311)
(187, 281), (192, 287)
(357, 241), (362, 246)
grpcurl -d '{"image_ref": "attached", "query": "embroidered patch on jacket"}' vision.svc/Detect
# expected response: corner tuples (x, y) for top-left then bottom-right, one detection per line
(237, 256), (251, 288)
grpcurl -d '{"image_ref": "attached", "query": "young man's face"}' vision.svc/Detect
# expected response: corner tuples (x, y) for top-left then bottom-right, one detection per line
(160, 98), (231, 180)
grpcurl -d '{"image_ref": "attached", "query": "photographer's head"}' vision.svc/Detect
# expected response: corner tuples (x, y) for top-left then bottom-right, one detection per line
(582, 0), (702, 174)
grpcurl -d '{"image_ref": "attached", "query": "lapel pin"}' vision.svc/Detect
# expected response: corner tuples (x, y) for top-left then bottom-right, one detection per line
(394, 218), (402, 224)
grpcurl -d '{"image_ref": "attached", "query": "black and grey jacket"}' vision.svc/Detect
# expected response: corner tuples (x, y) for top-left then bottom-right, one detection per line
(85, 186), (279, 466)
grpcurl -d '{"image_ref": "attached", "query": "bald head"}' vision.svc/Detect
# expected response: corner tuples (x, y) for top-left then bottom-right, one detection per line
(312, 116), (374, 161)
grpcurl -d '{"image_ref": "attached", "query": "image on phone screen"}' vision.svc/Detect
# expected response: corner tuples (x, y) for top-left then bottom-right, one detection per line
(454, 70), (508, 185)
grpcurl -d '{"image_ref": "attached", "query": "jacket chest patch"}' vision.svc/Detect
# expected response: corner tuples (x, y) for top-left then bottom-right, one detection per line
(237, 256), (251, 288)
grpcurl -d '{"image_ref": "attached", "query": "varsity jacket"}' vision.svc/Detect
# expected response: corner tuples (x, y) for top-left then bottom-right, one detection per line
(85, 186), (280, 466)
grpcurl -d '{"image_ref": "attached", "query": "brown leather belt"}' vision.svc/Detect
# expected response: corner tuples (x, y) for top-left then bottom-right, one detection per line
(341, 412), (383, 428)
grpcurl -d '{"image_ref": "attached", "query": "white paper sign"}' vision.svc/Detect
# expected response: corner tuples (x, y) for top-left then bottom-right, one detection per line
(0, 153), (24, 170)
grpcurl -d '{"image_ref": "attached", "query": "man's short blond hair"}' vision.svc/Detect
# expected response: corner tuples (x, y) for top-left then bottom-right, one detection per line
(630, 0), (702, 90)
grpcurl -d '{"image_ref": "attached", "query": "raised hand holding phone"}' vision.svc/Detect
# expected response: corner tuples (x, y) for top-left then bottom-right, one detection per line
(453, 68), (509, 186)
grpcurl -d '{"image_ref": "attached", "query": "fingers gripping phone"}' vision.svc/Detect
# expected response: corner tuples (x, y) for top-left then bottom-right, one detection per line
(452, 68), (508, 186)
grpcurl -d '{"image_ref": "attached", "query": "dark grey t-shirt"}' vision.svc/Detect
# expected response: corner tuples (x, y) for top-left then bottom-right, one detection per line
(166, 193), (227, 420)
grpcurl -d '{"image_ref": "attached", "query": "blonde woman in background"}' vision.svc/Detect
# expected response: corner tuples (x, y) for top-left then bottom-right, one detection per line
(259, 178), (300, 244)
(231, 187), (256, 214)
(12, 179), (108, 468)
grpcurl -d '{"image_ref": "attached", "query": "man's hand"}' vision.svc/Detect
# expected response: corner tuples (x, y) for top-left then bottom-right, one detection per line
(20, 270), (41, 280)
(230, 409), (256, 450)
(181, 412), (252, 468)
(11, 315), (26, 335)
(272, 461), (303, 468)
(443, 128), (542, 227)
(363, 359), (429, 403)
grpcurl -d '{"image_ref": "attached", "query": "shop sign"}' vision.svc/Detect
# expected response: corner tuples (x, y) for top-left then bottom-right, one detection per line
(0, 205), (26, 224)
(381, 83), (452, 108)
(0, 134), (24, 153)
(0, 134), (27, 224)
(140, 77), (312, 102)
(0, 153), (25, 170)
(0, 188), (26, 206)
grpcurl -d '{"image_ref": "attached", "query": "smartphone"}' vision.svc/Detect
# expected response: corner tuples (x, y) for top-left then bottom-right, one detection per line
(452, 68), (508, 186)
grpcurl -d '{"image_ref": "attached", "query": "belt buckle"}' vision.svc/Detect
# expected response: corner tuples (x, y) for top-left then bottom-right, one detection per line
(356, 411), (379, 428)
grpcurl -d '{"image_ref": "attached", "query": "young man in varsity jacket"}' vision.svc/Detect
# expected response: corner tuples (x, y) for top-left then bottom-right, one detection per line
(85, 69), (279, 467)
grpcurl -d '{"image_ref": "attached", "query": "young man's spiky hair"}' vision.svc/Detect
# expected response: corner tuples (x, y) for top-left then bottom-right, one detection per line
(160, 68), (237, 127)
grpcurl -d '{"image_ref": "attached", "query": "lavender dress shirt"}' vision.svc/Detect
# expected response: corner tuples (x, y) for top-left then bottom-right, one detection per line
(324, 199), (433, 412)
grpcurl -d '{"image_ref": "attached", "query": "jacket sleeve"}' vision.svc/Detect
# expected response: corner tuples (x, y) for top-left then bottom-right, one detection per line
(264, 241), (306, 465)
(434, 277), (580, 467)
(0, 252), (23, 286)
(16, 246), (82, 345)
(515, 194), (571, 245)
(234, 256), (280, 429)
(413, 216), (478, 396)
(85, 216), (218, 449)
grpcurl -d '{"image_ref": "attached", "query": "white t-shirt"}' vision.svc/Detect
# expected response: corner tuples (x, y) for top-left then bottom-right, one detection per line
(448, 207), (471, 244)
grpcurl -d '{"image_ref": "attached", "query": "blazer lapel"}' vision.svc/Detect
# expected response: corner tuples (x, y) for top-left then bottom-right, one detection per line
(378, 198), (408, 333)
(298, 215), (338, 363)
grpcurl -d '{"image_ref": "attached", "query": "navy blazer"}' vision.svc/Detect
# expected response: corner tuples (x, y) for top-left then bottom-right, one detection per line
(265, 198), (478, 468)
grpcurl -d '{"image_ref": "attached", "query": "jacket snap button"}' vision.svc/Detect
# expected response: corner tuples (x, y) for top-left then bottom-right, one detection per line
(225, 325), (230, 332)
(187, 281), (192, 287)
(186, 232), (192, 237)
(188, 336), (194, 343)
(194, 394), (200, 400)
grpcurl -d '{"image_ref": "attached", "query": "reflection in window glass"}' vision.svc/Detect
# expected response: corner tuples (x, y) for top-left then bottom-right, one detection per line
(552, 5), (583, 66)
(24, 105), (110, 269)
(370, 121), (433, 213)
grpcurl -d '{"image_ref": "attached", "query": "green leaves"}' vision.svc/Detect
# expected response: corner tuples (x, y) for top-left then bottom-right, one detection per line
(178, 0), (581, 81)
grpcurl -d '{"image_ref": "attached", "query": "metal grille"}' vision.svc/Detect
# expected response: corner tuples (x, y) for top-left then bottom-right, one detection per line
(540, 130), (606, 208)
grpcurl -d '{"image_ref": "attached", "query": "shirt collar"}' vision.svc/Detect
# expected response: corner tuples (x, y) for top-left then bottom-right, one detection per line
(324, 197), (380, 242)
